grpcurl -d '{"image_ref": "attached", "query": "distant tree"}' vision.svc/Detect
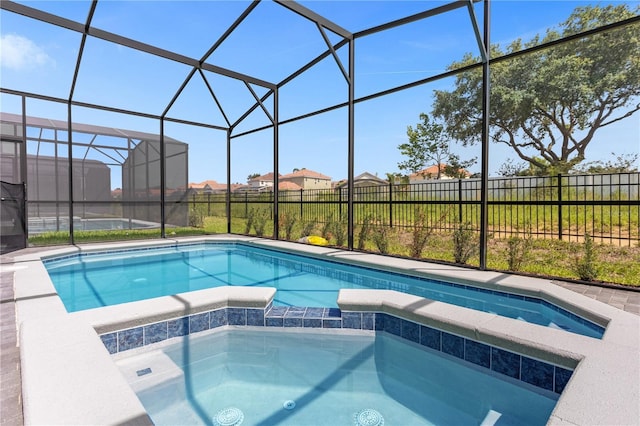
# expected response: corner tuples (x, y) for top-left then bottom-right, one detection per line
(398, 113), (476, 179)
(247, 173), (260, 181)
(433, 5), (640, 175)
(574, 153), (639, 173)
(498, 157), (552, 177)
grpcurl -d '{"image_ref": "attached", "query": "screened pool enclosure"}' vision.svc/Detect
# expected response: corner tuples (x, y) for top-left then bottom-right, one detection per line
(1, 1), (638, 277)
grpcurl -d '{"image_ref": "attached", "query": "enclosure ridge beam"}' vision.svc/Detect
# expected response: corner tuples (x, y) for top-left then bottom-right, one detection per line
(70, 99), (162, 120)
(92, 27), (277, 90)
(88, 27), (200, 66)
(200, 0), (261, 64)
(232, 62), (478, 140)
(164, 1), (261, 122)
(235, 37), (349, 131)
(278, 39), (349, 88)
(229, 122), (275, 139)
(0, 1), (84, 32)
(163, 116), (229, 132)
(316, 23), (350, 84)
(1, 88), (68, 105)
(273, 0), (352, 39)
(200, 63), (276, 90)
(1, 0), (274, 91)
(354, 0), (476, 39)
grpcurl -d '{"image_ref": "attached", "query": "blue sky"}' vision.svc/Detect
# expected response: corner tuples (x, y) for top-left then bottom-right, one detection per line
(1, 0), (639, 189)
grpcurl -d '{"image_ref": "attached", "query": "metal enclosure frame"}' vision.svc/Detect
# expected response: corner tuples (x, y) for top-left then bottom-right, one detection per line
(1, 0), (638, 268)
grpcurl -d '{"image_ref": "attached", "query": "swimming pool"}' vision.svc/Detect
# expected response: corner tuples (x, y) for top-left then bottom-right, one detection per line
(44, 242), (604, 338)
(115, 328), (558, 426)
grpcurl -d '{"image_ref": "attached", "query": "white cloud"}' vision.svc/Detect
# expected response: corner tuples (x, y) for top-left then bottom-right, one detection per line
(0, 34), (53, 71)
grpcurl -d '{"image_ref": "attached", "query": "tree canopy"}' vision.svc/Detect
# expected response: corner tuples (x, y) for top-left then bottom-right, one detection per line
(398, 113), (476, 179)
(432, 5), (640, 175)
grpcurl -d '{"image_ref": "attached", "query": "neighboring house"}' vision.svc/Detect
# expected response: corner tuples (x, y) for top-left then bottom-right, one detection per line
(111, 188), (122, 200)
(278, 181), (303, 191)
(280, 168), (331, 190)
(188, 181), (215, 194)
(248, 172), (279, 190)
(190, 180), (244, 193)
(334, 172), (389, 190)
(409, 164), (471, 183)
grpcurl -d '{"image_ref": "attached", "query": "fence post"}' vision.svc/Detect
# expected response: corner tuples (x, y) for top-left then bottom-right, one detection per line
(245, 192), (248, 218)
(207, 193), (211, 216)
(458, 179), (463, 223)
(339, 188), (342, 217)
(300, 188), (303, 219)
(389, 182), (393, 228)
(558, 173), (563, 240)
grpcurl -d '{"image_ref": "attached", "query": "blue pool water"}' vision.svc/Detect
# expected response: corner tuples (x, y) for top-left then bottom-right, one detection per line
(116, 328), (558, 425)
(44, 242), (604, 338)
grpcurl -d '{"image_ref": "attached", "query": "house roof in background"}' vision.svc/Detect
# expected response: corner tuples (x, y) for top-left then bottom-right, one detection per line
(281, 169), (331, 180)
(410, 164), (471, 178)
(278, 181), (303, 191)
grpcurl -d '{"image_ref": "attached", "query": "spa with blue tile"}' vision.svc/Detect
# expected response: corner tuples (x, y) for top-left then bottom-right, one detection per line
(100, 304), (573, 394)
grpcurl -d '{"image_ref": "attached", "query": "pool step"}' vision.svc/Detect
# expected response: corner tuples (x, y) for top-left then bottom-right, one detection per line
(265, 306), (342, 328)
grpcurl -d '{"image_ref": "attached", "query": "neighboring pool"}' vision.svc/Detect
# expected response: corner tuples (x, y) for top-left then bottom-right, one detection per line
(28, 217), (158, 234)
(44, 242), (604, 338)
(116, 328), (558, 426)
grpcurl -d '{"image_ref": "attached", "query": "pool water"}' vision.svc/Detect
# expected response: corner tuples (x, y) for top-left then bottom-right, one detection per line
(44, 242), (604, 338)
(115, 329), (558, 426)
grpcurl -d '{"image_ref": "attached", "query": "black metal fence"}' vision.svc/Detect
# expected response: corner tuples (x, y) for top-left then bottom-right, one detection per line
(190, 172), (640, 246)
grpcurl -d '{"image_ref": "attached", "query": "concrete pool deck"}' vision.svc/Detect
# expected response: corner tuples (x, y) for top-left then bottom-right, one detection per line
(1, 235), (639, 425)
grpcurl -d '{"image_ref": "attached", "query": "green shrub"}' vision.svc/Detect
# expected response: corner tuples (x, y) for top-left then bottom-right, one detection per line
(507, 231), (533, 271)
(244, 208), (256, 234)
(188, 206), (204, 228)
(301, 219), (316, 238)
(453, 222), (478, 264)
(356, 214), (374, 250)
(372, 225), (392, 254)
(331, 214), (347, 246)
(253, 208), (270, 237)
(320, 215), (334, 240)
(279, 212), (298, 241)
(410, 209), (433, 258)
(574, 233), (599, 281)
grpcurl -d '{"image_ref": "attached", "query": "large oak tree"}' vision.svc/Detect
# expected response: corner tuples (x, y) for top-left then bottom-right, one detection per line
(432, 5), (640, 174)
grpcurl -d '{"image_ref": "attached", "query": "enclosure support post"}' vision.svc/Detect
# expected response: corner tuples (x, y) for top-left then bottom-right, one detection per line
(479, 0), (491, 270)
(159, 119), (166, 238)
(347, 37), (355, 250)
(19, 96), (29, 244)
(273, 87), (280, 240)
(67, 103), (75, 244)
(226, 130), (232, 234)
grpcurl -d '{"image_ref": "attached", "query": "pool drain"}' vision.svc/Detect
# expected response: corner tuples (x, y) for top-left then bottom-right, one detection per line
(354, 408), (384, 426)
(213, 407), (244, 426)
(283, 400), (296, 410)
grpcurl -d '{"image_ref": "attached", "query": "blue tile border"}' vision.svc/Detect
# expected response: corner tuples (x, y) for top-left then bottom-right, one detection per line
(100, 305), (573, 395)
